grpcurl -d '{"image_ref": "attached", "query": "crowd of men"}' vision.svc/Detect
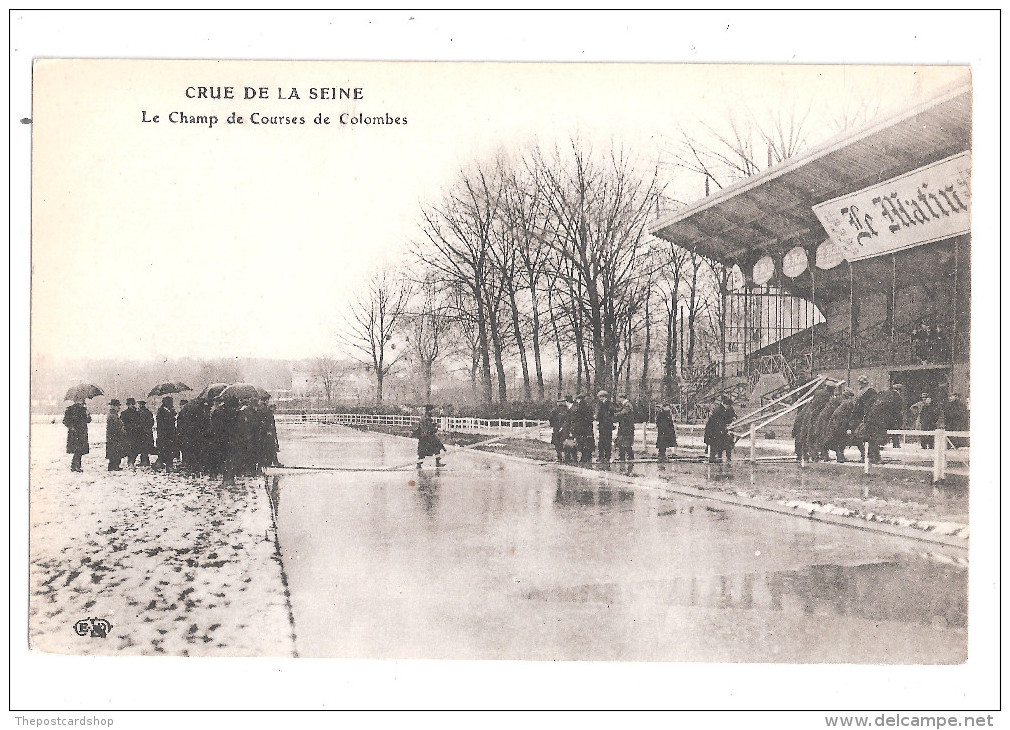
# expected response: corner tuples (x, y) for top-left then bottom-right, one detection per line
(548, 390), (680, 465)
(792, 376), (970, 465)
(64, 391), (281, 485)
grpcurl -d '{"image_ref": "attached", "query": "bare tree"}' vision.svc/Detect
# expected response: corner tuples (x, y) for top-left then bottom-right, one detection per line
(340, 269), (413, 405)
(406, 274), (453, 403)
(666, 100), (813, 197)
(417, 164), (504, 403)
(655, 244), (690, 399)
(533, 139), (664, 394)
(500, 157), (551, 400)
(310, 356), (341, 404)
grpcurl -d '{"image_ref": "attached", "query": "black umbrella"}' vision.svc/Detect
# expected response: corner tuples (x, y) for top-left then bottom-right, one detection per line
(148, 382), (193, 397)
(218, 382), (259, 401)
(64, 383), (104, 401)
(198, 382), (230, 401)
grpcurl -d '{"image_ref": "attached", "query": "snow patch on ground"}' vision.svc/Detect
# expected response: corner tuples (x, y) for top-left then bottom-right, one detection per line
(29, 425), (294, 656)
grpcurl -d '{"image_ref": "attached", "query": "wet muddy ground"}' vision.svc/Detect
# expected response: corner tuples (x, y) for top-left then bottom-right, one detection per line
(272, 424), (967, 663)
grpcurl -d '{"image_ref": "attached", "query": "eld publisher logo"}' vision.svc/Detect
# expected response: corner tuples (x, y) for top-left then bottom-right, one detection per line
(73, 617), (112, 638)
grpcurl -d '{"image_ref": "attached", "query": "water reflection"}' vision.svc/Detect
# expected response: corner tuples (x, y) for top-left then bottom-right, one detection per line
(415, 470), (440, 518)
(524, 558), (967, 629)
(553, 473), (635, 509)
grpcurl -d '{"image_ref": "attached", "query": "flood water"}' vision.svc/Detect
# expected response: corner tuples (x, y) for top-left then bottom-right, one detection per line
(271, 425), (967, 663)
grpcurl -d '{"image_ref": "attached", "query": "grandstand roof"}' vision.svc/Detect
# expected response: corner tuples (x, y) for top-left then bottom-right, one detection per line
(651, 81), (972, 265)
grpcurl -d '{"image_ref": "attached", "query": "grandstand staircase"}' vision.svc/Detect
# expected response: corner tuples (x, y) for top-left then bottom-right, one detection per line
(728, 375), (844, 439)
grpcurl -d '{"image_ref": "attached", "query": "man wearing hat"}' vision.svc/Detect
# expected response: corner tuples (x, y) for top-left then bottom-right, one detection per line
(105, 399), (129, 471)
(944, 392), (969, 448)
(848, 375), (877, 462)
(826, 389), (856, 462)
(176, 397), (199, 471)
(153, 396), (179, 472)
(864, 382), (905, 463)
(595, 390), (615, 463)
(614, 394), (636, 462)
(549, 397), (571, 463)
(63, 396), (91, 472)
(654, 402), (677, 463)
(413, 404), (445, 469)
(120, 398), (144, 469)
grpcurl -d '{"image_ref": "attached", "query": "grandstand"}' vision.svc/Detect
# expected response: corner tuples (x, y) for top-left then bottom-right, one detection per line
(652, 81), (971, 425)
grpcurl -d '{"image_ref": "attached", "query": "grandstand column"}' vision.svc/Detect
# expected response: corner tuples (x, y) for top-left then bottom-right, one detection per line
(809, 263), (816, 374)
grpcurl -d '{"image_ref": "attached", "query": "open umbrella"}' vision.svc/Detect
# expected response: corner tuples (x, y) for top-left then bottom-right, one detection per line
(218, 382), (259, 401)
(256, 386), (271, 400)
(64, 383), (104, 401)
(148, 382), (193, 397)
(198, 382), (230, 401)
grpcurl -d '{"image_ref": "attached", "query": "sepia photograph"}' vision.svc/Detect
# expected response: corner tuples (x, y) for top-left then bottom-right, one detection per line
(11, 9), (1000, 720)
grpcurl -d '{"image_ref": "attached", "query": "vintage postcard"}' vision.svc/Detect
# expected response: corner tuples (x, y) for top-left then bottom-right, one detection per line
(16, 17), (999, 712)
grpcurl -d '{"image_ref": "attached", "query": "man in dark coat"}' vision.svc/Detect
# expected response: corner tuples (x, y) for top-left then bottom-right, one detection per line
(549, 398), (571, 463)
(918, 396), (939, 449)
(705, 396), (737, 463)
(614, 395), (635, 462)
(234, 400), (258, 475)
(864, 383), (905, 463)
(154, 396), (178, 472)
(810, 388), (843, 462)
(655, 403), (677, 463)
(136, 400), (155, 467)
(595, 390), (615, 463)
(792, 400), (812, 463)
(944, 393), (969, 448)
(571, 394), (595, 464)
(250, 398), (276, 472)
(826, 389), (856, 462)
(193, 397), (214, 472)
(215, 395), (241, 485)
(414, 404), (445, 468)
(802, 386), (833, 462)
(63, 397), (91, 472)
(175, 398), (199, 471)
(120, 398), (144, 469)
(849, 375), (877, 461)
(206, 399), (226, 476)
(105, 399), (129, 471)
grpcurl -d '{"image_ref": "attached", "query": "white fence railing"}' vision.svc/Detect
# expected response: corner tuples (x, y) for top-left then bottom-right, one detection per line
(276, 412), (549, 435)
(38, 412), (966, 479)
(740, 425), (969, 481)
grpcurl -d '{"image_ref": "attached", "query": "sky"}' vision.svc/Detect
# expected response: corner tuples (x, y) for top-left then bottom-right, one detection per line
(30, 57), (968, 363)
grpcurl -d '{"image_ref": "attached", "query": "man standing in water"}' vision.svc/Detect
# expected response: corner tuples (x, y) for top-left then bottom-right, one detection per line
(414, 404), (445, 469)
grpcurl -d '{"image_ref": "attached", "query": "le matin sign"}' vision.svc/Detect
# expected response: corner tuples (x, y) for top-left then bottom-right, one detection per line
(812, 151), (970, 262)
